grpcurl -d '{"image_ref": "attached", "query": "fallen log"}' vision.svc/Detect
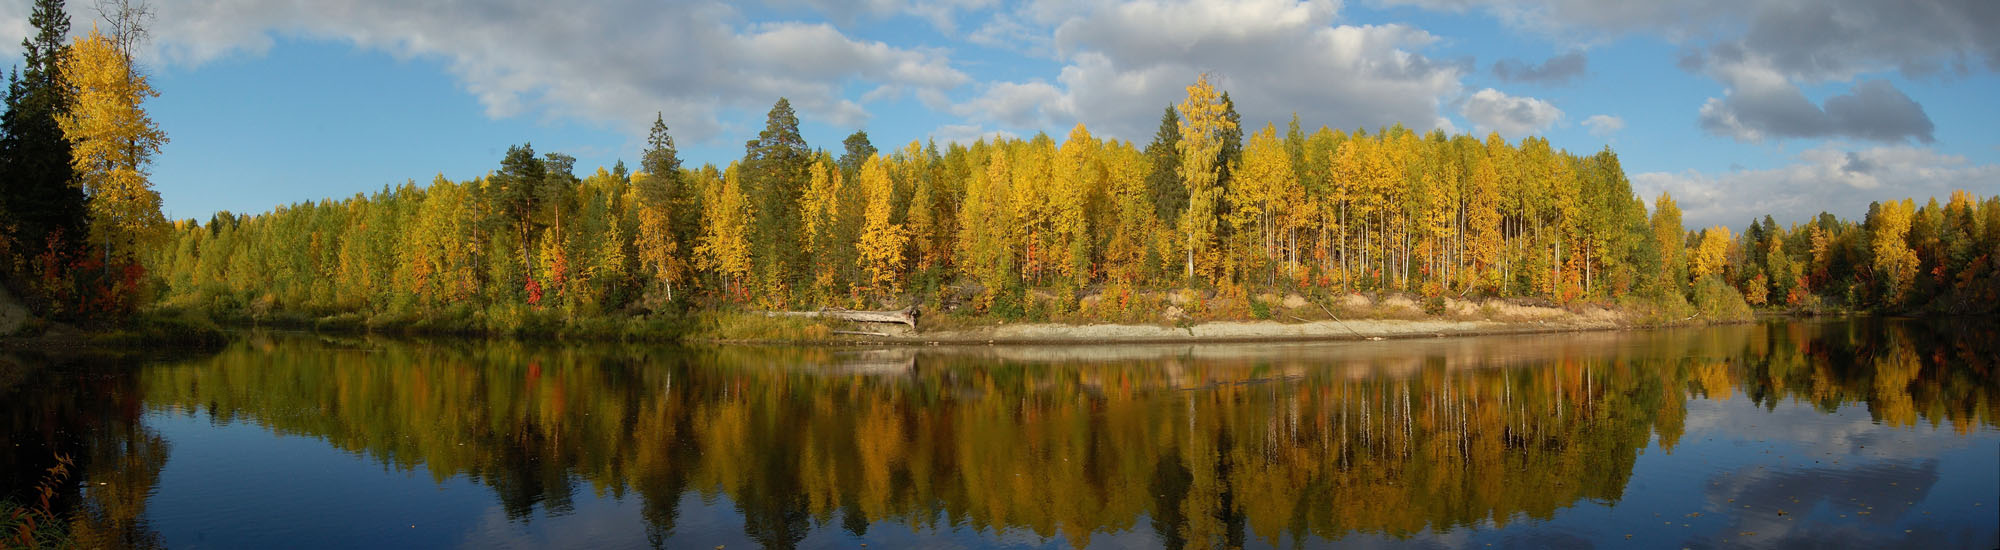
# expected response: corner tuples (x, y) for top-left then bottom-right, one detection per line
(831, 330), (890, 337)
(766, 306), (919, 328)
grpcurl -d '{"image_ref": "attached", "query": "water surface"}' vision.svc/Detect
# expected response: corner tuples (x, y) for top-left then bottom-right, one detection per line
(2, 319), (1995, 549)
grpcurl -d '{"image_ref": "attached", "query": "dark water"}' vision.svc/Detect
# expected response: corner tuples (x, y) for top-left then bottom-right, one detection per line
(2, 319), (1996, 549)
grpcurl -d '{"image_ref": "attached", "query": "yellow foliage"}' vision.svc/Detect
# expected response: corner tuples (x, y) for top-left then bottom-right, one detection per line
(1689, 226), (1732, 281)
(697, 164), (754, 295)
(58, 26), (168, 261)
(855, 155), (907, 297)
(1050, 124), (1100, 284)
(1176, 73), (1236, 281)
(801, 158), (845, 296)
(631, 171), (682, 300)
(1871, 198), (1921, 303)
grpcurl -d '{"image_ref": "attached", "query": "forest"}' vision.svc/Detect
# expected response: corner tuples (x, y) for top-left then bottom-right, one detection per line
(1, 0), (1994, 337)
(132, 75), (2000, 336)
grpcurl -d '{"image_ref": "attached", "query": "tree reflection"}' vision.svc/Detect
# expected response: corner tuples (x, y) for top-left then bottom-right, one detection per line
(3, 319), (1994, 549)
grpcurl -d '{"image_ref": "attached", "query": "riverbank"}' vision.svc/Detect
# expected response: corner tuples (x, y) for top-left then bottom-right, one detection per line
(0, 306), (231, 358)
(2, 285), (1744, 348)
(709, 292), (1656, 345)
(871, 317), (1622, 345)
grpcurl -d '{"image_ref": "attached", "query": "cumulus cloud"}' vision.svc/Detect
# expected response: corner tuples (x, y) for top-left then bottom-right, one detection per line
(1695, 52), (1936, 143)
(1582, 114), (1623, 137)
(0, 1), (971, 143)
(1459, 88), (1563, 138)
(1631, 145), (1999, 228)
(955, 0), (1466, 140)
(1376, 0), (1997, 143)
(1492, 51), (1587, 84)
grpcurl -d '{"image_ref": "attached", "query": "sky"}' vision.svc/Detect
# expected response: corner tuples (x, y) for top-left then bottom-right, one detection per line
(3, 0), (1996, 229)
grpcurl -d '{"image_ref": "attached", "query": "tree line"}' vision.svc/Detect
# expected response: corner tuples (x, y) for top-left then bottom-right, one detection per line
(133, 74), (2000, 330)
(0, 0), (169, 319)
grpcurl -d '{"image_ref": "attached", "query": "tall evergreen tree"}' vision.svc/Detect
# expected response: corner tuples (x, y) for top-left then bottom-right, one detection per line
(1, 0), (87, 268)
(1145, 106), (1184, 224)
(638, 113), (698, 256)
(490, 143), (546, 271)
(743, 98), (810, 301)
(1215, 91), (1244, 191)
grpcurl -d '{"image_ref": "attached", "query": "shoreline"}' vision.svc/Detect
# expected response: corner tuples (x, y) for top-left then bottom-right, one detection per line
(878, 319), (1626, 346)
(2, 294), (1785, 350)
(717, 314), (1655, 346)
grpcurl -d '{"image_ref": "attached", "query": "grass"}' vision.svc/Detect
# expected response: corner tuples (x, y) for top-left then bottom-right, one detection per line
(686, 310), (835, 342)
(0, 454), (74, 550)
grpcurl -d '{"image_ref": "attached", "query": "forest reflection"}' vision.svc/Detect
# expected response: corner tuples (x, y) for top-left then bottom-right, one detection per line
(3, 319), (1995, 549)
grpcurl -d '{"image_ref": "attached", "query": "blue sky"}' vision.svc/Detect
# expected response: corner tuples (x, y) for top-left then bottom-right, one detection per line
(4, 0), (1995, 228)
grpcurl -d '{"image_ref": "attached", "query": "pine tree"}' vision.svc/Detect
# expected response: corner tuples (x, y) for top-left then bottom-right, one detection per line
(743, 99), (810, 302)
(838, 131), (876, 178)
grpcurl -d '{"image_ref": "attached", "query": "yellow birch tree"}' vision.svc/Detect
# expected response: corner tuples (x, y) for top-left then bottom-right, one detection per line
(697, 164), (753, 297)
(801, 157), (845, 298)
(855, 155), (907, 297)
(631, 171), (683, 302)
(1176, 73), (1234, 282)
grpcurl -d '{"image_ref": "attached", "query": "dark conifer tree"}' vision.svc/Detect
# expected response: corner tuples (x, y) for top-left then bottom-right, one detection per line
(743, 98), (809, 301)
(838, 130), (875, 178)
(1145, 106), (1184, 223)
(1, 0), (87, 272)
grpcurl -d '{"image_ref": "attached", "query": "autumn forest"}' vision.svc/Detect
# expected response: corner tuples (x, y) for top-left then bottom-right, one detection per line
(2, 2), (1996, 337)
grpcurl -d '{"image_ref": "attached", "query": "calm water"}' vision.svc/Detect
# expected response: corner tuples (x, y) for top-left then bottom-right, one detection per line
(2, 319), (1996, 549)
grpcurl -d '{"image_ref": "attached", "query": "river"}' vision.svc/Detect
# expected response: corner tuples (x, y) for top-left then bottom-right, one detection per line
(2, 318), (1995, 549)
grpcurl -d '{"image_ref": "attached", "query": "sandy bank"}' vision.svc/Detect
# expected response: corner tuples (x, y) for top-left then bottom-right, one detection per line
(862, 316), (1624, 345)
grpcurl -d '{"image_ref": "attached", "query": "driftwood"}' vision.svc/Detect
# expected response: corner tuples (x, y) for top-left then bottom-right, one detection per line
(831, 330), (890, 337)
(767, 306), (919, 328)
(1314, 298), (1383, 341)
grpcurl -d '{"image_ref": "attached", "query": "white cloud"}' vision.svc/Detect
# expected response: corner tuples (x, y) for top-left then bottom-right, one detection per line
(0, 1), (971, 143)
(928, 123), (1016, 146)
(1459, 88), (1563, 138)
(1632, 145), (2000, 228)
(951, 79), (1072, 129)
(956, 0), (1466, 140)
(1582, 114), (1624, 137)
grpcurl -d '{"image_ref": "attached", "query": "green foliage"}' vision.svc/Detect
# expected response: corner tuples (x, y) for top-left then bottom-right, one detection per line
(1692, 276), (1753, 322)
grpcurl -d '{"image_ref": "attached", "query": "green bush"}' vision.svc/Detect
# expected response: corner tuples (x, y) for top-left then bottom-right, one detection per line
(1250, 298), (1272, 320)
(1692, 276), (1754, 322)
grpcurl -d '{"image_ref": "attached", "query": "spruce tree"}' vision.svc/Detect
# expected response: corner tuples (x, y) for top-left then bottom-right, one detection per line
(1, 0), (88, 268)
(1145, 106), (1184, 223)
